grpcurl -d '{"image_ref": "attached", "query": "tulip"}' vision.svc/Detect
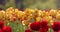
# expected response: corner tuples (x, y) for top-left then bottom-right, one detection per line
(0, 22), (4, 29)
(30, 22), (40, 31)
(0, 29), (2, 32)
(36, 17), (41, 22)
(25, 29), (33, 32)
(52, 21), (60, 32)
(49, 9), (57, 17)
(2, 26), (12, 32)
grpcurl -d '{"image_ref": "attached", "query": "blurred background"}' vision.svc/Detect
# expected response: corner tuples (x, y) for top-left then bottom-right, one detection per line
(0, 0), (60, 10)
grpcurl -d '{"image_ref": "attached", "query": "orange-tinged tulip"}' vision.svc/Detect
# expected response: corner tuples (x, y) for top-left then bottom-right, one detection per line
(49, 9), (57, 17)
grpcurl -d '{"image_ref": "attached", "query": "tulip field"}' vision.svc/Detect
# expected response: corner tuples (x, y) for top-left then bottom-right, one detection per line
(0, 7), (60, 32)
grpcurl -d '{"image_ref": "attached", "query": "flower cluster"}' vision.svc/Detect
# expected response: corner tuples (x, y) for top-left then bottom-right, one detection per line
(0, 7), (60, 32)
(25, 21), (60, 32)
(25, 19), (49, 32)
(0, 7), (60, 21)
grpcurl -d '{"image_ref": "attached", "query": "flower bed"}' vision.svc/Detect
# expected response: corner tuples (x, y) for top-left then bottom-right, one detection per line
(0, 7), (60, 32)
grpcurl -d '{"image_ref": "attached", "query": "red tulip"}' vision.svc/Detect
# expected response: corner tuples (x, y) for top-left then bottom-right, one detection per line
(52, 21), (60, 32)
(54, 30), (60, 32)
(2, 26), (12, 32)
(25, 29), (33, 32)
(40, 20), (49, 31)
(30, 22), (40, 31)
(38, 28), (47, 32)
(0, 22), (4, 29)
(0, 29), (2, 32)
(13, 17), (17, 21)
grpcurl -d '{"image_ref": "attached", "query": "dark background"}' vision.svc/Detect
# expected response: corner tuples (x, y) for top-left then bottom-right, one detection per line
(0, 0), (60, 10)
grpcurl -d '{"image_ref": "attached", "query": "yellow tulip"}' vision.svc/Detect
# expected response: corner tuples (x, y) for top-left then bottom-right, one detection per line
(38, 10), (43, 17)
(5, 13), (12, 20)
(0, 10), (5, 19)
(43, 16), (53, 22)
(33, 9), (39, 17)
(49, 9), (57, 17)
(22, 20), (30, 26)
(24, 8), (33, 16)
(27, 14), (34, 20)
(56, 13), (60, 20)
(49, 20), (54, 25)
(6, 7), (14, 12)
(18, 11), (25, 18)
(36, 17), (41, 21)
